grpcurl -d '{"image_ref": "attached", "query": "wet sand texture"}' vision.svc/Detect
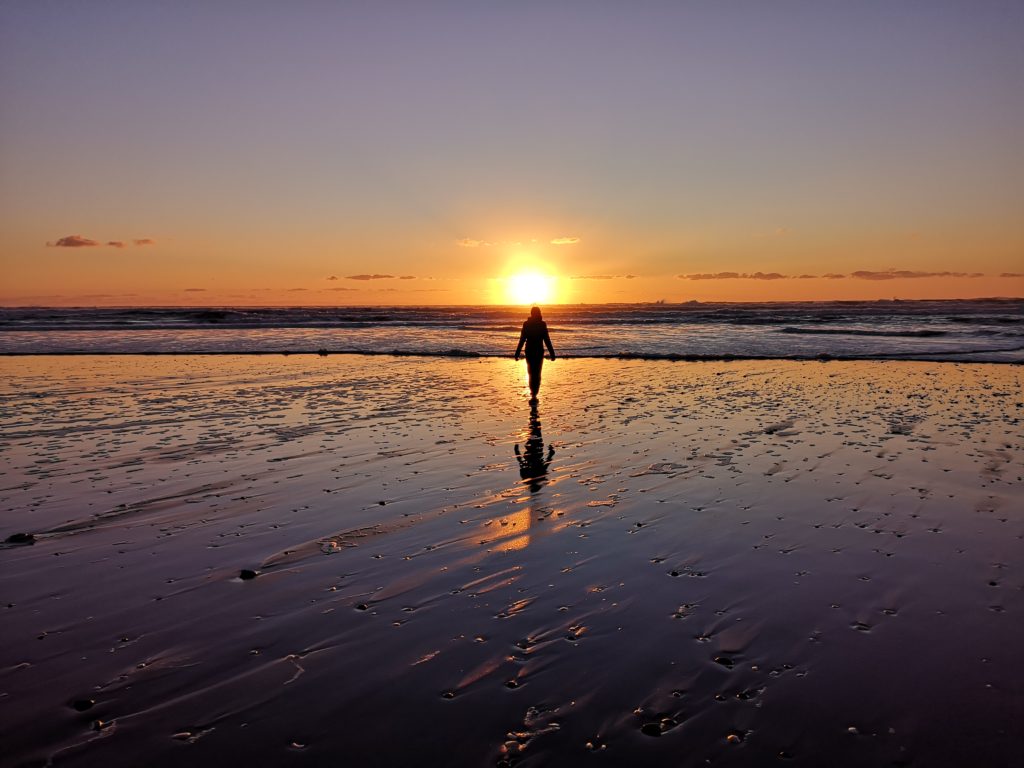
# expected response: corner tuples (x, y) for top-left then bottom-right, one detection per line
(1, 356), (1022, 767)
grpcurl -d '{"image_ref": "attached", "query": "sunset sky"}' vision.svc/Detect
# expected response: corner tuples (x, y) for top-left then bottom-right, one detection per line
(1, 1), (1021, 306)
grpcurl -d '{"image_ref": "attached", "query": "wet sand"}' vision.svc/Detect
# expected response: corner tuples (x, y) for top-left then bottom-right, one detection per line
(1, 355), (1022, 767)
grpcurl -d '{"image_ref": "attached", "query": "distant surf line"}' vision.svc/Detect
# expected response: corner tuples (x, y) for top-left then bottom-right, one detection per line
(2, 349), (1021, 364)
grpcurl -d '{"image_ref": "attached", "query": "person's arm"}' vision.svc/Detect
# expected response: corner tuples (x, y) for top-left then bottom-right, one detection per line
(544, 325), (555, 359)
(515, 324), (526, 360)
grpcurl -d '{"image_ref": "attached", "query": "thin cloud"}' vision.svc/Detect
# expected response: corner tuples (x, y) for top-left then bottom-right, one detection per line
(327, 275), (338, 281)
(681, 272), (740, 280)
(347, 274), (394, 281)
(572, 274), (636, 280)
(458, 236), (578, 247)
(48, 235), (99, 247)
(399, 275), (416, 280)
(287, 287), (308, 292)
(183, 288), (206, 292)
(47, 235), (155, 248)
(679, 271), (786, 280)
(327, 287), (358, 292)
(677, 270), (985, 281)
(850, 270), (984, 280)
(1000, 272), (1023, 278)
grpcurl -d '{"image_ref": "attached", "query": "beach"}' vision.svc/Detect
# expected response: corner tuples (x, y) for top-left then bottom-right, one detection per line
(1, 354), (1021, 767)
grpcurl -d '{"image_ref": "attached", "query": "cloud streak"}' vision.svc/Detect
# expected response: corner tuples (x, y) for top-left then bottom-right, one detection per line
(332, 274), (417, 282)
(679, 271), (786, 280)
(679, 269), (989, 281)
(47, 234), (155, 248)
(849, 270), (983, 280)
(48, 235), (99, 247)
(458, 235), (581, 248)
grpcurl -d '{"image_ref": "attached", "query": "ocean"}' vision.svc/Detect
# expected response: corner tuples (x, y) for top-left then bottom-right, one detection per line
(0, 299), (1021, 362)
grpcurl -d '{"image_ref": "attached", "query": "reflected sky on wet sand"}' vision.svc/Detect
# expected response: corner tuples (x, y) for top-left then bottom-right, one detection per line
(1, 356), (1021, 766)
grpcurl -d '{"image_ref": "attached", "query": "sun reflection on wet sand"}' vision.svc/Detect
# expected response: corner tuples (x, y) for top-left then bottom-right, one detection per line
(491, 508), (531, 552)
(492, 403), (556, 552)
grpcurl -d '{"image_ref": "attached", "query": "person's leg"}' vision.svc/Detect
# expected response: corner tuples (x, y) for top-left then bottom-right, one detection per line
(527, 354), (543, 398)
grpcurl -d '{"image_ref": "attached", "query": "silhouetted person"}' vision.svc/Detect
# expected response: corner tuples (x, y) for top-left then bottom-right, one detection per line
(515, 402), (554, 493)
(514, 306), (555, 403)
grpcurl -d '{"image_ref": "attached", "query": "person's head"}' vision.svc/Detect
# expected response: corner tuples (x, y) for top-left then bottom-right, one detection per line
(530, 306), (542, 320)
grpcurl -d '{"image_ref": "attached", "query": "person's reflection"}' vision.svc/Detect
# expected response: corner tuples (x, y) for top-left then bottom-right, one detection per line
(515, 402), (554, 493)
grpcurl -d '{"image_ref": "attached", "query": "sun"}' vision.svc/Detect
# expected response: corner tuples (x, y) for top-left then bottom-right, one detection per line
(506, 271), (555, 305)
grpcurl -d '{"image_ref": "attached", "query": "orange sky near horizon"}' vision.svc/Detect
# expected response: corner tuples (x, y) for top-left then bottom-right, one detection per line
(2, 229), (1021, 306)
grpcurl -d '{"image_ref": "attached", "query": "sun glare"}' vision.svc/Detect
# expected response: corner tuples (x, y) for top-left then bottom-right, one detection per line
(506, 271), (555, 305)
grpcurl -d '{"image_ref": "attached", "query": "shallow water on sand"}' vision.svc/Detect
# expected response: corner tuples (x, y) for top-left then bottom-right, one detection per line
(1, 356), (1022, 767)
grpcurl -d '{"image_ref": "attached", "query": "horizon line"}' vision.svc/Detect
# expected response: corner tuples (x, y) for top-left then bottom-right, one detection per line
(1, 296), (1022, 310)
